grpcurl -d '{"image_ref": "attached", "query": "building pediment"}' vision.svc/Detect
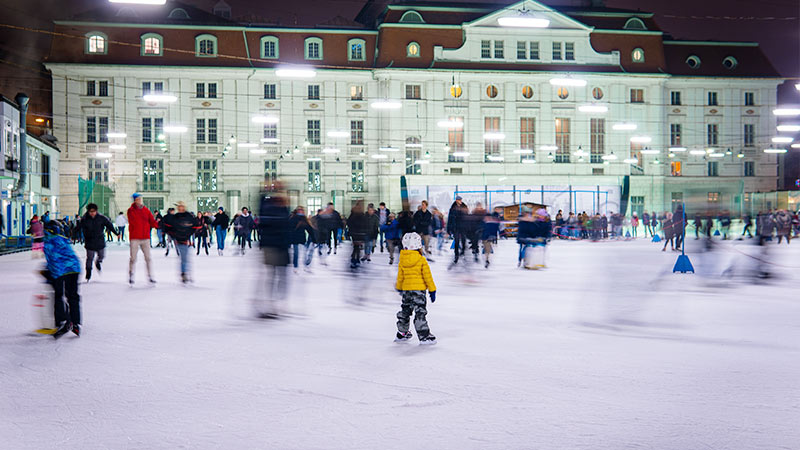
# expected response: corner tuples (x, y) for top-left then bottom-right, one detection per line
(464, 0), (593, 32)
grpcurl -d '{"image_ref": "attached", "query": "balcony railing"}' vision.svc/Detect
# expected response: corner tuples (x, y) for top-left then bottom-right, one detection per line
(349, 181), (367, 193)
(305, 181), (324, 192)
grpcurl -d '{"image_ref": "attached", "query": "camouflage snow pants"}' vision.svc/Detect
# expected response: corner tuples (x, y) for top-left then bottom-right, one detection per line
(397, 290), (431, 338)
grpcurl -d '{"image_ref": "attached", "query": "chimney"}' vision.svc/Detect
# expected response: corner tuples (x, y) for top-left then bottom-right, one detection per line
(12, 93), (29, 200)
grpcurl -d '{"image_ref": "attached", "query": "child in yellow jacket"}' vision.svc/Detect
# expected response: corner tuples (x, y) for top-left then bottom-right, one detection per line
(395, 232), (437, 344)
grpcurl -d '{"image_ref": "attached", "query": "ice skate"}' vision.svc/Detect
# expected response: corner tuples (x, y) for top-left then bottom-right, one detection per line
(394, 331), (413, 342)
(419, 335), (437, 345)
(95, 261), (102, 272)
(52, 321), (72, 340)
(72, 324), (81, 337)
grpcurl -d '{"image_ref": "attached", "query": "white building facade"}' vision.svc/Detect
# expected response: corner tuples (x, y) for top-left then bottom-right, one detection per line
(46, 0), (783, 217)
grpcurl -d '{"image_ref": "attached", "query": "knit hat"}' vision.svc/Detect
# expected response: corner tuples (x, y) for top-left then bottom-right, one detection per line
(132, 193), (142, 199)
(401, 232), (423, 251)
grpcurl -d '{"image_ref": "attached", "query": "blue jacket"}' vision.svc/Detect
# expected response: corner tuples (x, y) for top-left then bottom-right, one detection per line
(44, 233), (81, 278)
(482, 220), (500, 241)
(380, 220), (401, 240)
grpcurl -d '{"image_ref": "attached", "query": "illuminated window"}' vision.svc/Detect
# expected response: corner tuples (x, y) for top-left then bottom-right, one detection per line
(521, 85), (533, 99)
(631, 48), (644, 63)
(407, 42), (420, 58)
(630, 88), (644, 103)
(592, 87), (603, 100)
(141, 33), (162, 56)
(557, 87), (569, 99)
(86, 32), (107, 54)
(350, 85), (363, 101)
(486, 85), (498, 99)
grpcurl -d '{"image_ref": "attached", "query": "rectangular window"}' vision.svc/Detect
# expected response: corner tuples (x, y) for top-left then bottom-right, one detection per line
(196, 159), (218, 191)
(98, 117), (108, 143)
(564, 42), (575, 60)
(670, 123), (682, 146)
(207, 83), (217, 98)
(670, 91), (681, 105)
(196, 82), (205, 98)
(87, 157), (109, 184)
(307, 84), (320, 100)
(307, 120), (321, 145)
(707, 124), (719, 146)
(142, 81), (150, 96)
(99, 80), (108, 97)
(447, 116), (464, 162)
(406, 148), (421, 175)
(307, 41), (320, 60)
(351, 160), (364, 192)
(265, 160), (278, 184)
(493, 40), (504, 59)
(671, 161), (682, 177)
(484, 116), (500, 162)
(520, 117), (535, 161)
(630, 88), (644, 103)
(307, 197), (322, 214)
(154, 82), (163, 93)
(590, 118), (605, 163)
(516, 41), (527, 60)
(630, 196), (645, 217)
(41, 154), (50, 189)
(530, 41), (539, 60)
(87, 80), (96, 96)
(154, 118), (163, 142)
(142, 118), (152, 143)
(481, 40), (491, 59)
(350, 120), (364, 145)
(744, 92), (754, 106)
(708, 161), (719, 177)
(552, 42), (562, 60)
(350, 85), (363, 101)
(86, 117), (96, 143)
(744, 124), (755, 147)
(307, 160), (321, 192)
(196, 118), (205, 143)
(264, 40), (276, 58)
(263, 123), (277, 140)
(350, 42), (363, 60)
(708, 192), (720, 203)
(142, 159), (164, 191)
(207, 118), (217, 143)
(744, 161), (755, 177)
(405, 84), (421, 100)
(264, 83), (276, 100)
(708, 91), (718, 106)
(141, 81), (163, 96)
(555, 117), (570, 163)
(672, 192), (684, 206)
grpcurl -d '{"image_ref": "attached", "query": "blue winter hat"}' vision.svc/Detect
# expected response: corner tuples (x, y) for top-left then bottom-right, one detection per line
(218, 206), (224, 211)
(132, 193), (142, 199)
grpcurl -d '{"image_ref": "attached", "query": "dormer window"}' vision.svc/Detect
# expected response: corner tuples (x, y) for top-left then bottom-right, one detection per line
(348, 38), (366, 61)
(723, 56), (738, 70)
(399, 10), (424, 23)
(86, 32), (107, 55)
(168, 8), (190, 19)
(305, 37), (323, 60)
(686, 55), (701, 69)
(141, 33), (163, 56)
(261, 36), (279, 59)
(623, 17), (647, 30)
(631, 48), (644, 63)
(195, 34), (217, 57)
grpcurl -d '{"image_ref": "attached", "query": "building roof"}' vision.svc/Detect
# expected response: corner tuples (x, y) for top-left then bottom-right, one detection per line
(68, 0), (235, 26)
(663, 41), (781, 78)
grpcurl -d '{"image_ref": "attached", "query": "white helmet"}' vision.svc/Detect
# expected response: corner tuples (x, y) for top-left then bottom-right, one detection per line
(401, 232), (423, 250)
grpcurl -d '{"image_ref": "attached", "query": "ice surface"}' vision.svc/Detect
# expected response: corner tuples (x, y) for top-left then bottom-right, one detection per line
(1, 238), (799, 449)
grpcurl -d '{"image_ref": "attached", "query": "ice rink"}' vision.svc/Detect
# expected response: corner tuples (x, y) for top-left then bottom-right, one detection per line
(1, 237), (799, 449)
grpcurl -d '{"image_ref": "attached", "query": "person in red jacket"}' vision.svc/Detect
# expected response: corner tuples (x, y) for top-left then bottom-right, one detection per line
(127, 193), (158, 285)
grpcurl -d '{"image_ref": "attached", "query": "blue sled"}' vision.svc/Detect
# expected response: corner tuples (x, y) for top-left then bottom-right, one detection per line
(673, 254), (694, 273)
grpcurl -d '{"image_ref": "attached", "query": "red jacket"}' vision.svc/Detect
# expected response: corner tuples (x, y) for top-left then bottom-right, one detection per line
(127, 203), (157, 240)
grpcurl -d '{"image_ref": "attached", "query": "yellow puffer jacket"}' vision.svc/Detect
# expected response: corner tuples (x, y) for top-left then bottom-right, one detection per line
(396, 250), (437, 292)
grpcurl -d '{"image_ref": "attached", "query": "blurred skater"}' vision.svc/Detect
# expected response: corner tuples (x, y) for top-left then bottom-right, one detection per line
(78, 203), (118, 282)
(162, 201), (201, 283)
(43, 220), (82, 339)
(256, 184), (291, 318)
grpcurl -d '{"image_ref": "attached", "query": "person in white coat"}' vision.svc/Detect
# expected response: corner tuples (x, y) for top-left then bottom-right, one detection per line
(114, 212), (129, 243)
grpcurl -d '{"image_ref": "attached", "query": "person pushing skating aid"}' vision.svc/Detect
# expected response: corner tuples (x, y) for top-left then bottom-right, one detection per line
(42, 220), (83, 339)
(394, 232), (437, 345)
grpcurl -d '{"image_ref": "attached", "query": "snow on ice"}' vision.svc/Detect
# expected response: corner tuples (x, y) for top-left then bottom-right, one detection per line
(1, 239), (799, 449)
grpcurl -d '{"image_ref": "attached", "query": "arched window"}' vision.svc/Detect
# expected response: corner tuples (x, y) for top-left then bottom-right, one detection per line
(631, 47), (645, 63)
(86, 32), (107, 55)
(399, 10), (424, 23)
(348, 38), (366, 61)
(167, 8), (190, 19)
(195, 34), (217, 57)
(261, 36), (279, 59)
(623, 17), (647, 30)
(141, 33), (163, 56)
(304, 37), (323, 60)
(406, 42), (420, 58)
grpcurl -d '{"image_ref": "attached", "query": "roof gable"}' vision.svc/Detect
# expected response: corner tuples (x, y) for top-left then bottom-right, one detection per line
(464, 0), (592, 31)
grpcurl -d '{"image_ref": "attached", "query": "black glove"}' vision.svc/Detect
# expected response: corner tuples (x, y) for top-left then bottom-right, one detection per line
(429, 291), (436, 303)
